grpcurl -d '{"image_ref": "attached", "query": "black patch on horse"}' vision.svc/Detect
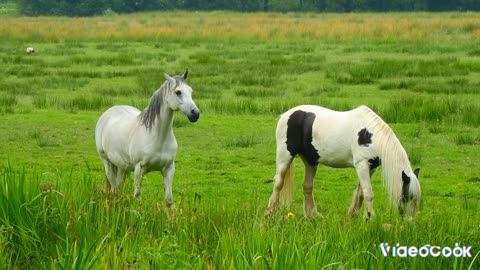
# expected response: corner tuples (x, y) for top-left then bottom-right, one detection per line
(368, 157), (381, 170)
(401, 170), (413, 202)
(357, 128), (373, 146)
(286, 110), (320, 166)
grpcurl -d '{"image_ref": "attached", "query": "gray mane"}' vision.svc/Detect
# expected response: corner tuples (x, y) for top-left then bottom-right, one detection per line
(139, 76), (184, 131)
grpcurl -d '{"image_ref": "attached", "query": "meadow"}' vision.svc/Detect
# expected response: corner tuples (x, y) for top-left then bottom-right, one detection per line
(0, 9), (480, 269)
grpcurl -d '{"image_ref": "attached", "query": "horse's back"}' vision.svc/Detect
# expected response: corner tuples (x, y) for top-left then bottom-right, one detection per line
(277, 105), (375, 167)
(278, 105), (362, 133)
(98, 105), (141, 120)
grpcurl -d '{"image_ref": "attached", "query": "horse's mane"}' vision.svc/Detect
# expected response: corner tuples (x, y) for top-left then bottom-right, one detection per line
(358, 106), (412, 206)
(139, 76), (184, 131)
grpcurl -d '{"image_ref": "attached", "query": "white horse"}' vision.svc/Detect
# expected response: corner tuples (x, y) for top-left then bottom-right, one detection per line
(95, 70), (199, 208)
(266, 105), (421, 220)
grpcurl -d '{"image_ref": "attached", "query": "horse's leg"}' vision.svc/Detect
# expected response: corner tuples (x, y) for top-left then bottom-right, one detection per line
(300, 158), (321, 218)
(355, 161), (375, 220)
(349, 168), (376, 217)
(348, 169), (375, 217)
(162, 162), (175, 208)
(348, 183), (364, 217)
(103, 159), (117, 193)
(115, 168), (126, 190)
(133, 163), (146, 198)
(266, 147), (293, 216)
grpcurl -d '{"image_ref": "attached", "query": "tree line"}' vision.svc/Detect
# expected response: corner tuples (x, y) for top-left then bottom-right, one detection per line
(17, 0), (480, 16)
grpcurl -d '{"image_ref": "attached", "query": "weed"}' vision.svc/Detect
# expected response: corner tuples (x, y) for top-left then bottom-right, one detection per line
(427, 124), (443, 134)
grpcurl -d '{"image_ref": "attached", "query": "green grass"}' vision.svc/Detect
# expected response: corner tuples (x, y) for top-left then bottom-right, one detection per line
(0, 11), (479, 269)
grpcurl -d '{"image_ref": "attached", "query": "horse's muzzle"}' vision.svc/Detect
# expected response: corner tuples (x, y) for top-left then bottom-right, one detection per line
(188, 109), (200, 122)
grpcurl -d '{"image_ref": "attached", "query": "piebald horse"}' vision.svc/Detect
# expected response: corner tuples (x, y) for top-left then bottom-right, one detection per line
(95, 70), (199, 208)
(266, 105), (421, 220)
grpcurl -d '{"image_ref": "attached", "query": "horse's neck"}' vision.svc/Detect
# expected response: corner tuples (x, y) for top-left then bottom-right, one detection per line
(152, 106), (174, 139)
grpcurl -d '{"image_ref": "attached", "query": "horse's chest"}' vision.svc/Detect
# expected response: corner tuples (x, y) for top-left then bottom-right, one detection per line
(145, 154), (175, 170)
(143, 146), (176, 168)
(132, 140), (177, 170)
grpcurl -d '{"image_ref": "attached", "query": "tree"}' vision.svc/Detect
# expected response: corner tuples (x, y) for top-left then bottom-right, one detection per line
(17, 0), (480, 16)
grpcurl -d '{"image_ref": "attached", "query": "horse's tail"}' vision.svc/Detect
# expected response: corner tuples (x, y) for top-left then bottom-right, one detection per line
(278, 162), (295, 207)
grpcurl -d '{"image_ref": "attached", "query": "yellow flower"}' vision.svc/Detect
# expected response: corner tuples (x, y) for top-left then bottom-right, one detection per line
(286, 212), (295, 219)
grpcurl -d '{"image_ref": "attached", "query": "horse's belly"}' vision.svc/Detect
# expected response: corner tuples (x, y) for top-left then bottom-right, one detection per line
(318, 150), (353, 168)
(319, 159), (353, 168)
(314, 137), (354, 168)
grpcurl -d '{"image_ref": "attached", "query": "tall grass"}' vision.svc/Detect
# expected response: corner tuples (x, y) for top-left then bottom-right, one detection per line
(380, 96), (480, 126)
(0, 94), (16, 107)
(33, 95), (112, 111)
(0, 166), (66, 268)
(2, 165), (477, 269)
(327, 57), (470, 85)
(2, 12), (480, 42)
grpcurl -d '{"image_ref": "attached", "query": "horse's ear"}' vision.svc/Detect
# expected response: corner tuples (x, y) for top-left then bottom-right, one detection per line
(182, 69), (188, 80)
(163, 72), (175, 82)
(414, 168), (420, 178)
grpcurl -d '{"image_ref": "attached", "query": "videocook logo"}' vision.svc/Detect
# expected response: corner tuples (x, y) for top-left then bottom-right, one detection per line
(379, 243), (473, 258)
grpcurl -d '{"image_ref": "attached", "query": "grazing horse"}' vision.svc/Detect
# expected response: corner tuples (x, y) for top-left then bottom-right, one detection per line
(95, 70), (200, 208)
(265, 105), (421, 220)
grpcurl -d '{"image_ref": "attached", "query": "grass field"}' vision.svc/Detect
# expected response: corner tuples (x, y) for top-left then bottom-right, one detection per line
(0, 9), (479, 269)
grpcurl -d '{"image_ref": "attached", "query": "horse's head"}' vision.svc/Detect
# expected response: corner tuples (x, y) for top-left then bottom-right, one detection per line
(164, 69), (200, 122)
(399, 168), (421, 218)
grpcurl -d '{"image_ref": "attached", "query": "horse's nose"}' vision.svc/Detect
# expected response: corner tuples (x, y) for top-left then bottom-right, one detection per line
(189, 108), (200, 122)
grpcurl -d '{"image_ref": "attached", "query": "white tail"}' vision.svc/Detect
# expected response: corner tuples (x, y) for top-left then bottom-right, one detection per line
(278, 162), (295, 207)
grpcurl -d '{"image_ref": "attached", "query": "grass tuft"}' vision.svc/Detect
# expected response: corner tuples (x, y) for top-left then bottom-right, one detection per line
(225, 135), (258, 148)
(453, 134), (480, 145)
(0, 94), (16, 107)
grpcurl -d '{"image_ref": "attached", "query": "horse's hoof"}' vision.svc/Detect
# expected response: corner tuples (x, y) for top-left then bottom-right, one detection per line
(382, 223), (393, 231)
(165, 204), (176, 219)
(306, 211), (323, 219)
(364, 211), (375, 221)
(264, 208), (275, 218)
(134, 190), (141, 198)
(166, 201), (174, 209)
(348, 208), (359, 217)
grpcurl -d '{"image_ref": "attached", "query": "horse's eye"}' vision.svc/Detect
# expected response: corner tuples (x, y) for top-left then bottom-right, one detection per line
(175, 90), (182, 96)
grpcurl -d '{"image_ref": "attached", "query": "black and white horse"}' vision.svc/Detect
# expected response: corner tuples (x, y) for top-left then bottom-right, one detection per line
(266, 105), (421, 220)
